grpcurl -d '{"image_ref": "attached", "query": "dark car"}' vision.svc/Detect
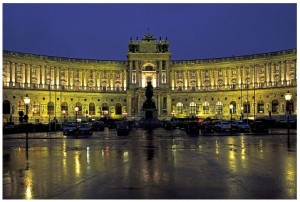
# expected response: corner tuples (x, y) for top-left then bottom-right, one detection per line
(250, 121), (268, 133)
(185, 121), (199, 135)
(164, 121), (176, 130)
(116, 122), (130, 136)
(200, 121), (214, 133)
(91, 121), (105, 131)
(62, 123), (78, 136)
(108, 121), (117, 130)
(78, 123), (93, 136)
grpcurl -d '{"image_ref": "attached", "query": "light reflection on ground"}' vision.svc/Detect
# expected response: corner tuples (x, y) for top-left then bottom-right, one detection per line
(3, 128), (297, 199)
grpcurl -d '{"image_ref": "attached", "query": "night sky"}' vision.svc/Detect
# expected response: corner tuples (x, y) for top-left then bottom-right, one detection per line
(3, 3), (297, 61)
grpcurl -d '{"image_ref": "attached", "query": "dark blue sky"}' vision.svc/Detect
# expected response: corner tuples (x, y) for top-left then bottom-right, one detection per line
(3, 3), (297, 60)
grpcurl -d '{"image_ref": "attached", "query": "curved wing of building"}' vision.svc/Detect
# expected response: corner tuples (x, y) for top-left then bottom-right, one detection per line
(3, 33), (297, 123)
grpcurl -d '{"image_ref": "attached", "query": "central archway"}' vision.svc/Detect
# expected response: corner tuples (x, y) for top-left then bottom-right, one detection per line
(142, 63), (157, 88)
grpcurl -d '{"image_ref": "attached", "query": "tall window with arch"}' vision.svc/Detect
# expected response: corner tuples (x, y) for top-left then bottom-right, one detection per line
(75, 102), (82, 115)
(89, 103), (95, 115)
(189, 102), (196, 115)
(215, 101), (223, 114)
(61, 102), (68, 115)
(230, 101), (236, 114)
(271, 99), (279, 113)
(176, 102), (183, 114)
(32, 101), (40, 116)
(102, 103), (109, 115)
(18, 100), (25, 113)
(243, 101), (250, 114)
(257, 100), (264, 113)
(115, 103), (122, 115)
(3, 100), (10, 114)
(47, 102), (54, 115)
(203, 101), (209, 114)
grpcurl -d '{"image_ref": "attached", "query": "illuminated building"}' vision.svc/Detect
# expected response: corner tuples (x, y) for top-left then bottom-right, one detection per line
(2, 33), (297, 123)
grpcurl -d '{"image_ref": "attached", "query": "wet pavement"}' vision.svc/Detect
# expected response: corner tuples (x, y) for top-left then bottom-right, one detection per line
(2, 128), (297, 199)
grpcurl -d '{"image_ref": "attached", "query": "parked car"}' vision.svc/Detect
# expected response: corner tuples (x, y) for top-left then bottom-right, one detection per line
(214, 121), (231, 132)
(232, 121), (250, 132)
(116, 122), (130, 136)
(200, 121), (214, 133)
(91, 121), (105, 131)
(185, 121), (199, 135)
(62, 123), (78, 136)
(108, 121), (117, 130)
(78, 123), (93, 136)
(164, 121), (176, 130)
(250, 121), (268, 133)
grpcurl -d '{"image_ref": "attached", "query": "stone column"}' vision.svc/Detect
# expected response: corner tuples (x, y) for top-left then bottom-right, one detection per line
(81, 69), (84, 89)
(43, 66), (46, 87)
(9, 62), (13, 86)
(127, 93), (132, 116)
(14, 63), (19, 86)
(157, 93), (161, 116)
(29, 64), (32, 88)
(53, 67), (57, 88)
(99, 70), (102, 90)
(199, 70), (203, 89)
(269, 62), (274, 85)
(39, 65), (43, 87)
(24, 64), (28, 87)
(159, 61), (162, 85)
(266, 63), (270, 86)
(227, 68), (230, 88)
(129, 61), (132, 84)
(166, 60), (170, 85)
(123, 70), (127, 90)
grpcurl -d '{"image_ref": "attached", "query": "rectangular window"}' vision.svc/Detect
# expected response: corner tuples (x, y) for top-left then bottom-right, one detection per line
(163, 97), (167, 110)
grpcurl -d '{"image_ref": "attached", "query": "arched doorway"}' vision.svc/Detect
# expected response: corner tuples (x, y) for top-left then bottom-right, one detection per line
(142, 64), (157, 88)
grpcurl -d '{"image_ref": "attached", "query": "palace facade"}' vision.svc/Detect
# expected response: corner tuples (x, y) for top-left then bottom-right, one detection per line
(2, 33), (297, 124)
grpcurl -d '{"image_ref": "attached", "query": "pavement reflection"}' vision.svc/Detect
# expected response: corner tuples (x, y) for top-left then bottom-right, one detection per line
(3, 128), (297, 199)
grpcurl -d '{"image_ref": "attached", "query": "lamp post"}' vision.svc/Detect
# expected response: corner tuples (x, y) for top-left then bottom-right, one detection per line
(240, 106), (244, 121)
(285, 91), (292, 148)
(75, 106), (79, 125)
(62, 110), (66, 124)
(23, 96), (31, 152)
(229, 104), (233, 136)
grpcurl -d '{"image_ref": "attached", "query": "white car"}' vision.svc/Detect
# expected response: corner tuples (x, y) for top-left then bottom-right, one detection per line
(214, 122), (231, 132)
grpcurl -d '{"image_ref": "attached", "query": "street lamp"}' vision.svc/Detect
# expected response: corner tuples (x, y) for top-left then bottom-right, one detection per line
(240, 106), (244, 121)
(23, 96), (31, 152)
(75, 106), (79, 125)
(285, 91), (292, 147)
(229, 104), (233, 136)
(62, 110), (66, 124)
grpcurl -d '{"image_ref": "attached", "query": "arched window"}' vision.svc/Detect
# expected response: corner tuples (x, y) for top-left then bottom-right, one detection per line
(18, 100), (25, 113)
(203, 101), (209, 114)
(216, 101), (223, 114)
(271, 99), (279, 113)
(189, 102), (196, 115)
(286, 99), (294, 114)
(115, 103), (122, 115)
(176, 102), (183, 114)
(89, 103), (95, 115)
(230, 101), (236, 114)
(47, 102), (54, 115)
(115, 82), (121, 92)
(102, 103), (109, 115)
(61, 102), (68, 115)
(243, 101), (250, 113)
(75, 102), (82, 115)
(32, 101), (40, 116)
(3, 100), (10, 114)
(257, 100), (264, 113)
